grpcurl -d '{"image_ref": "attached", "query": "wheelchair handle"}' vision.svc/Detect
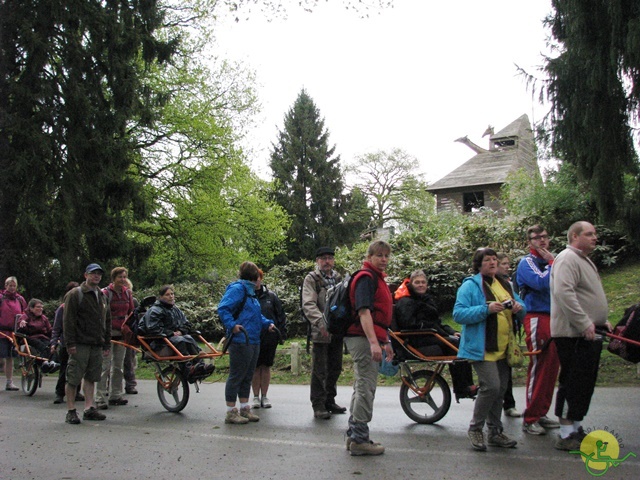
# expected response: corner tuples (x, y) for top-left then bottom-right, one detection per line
(222, 325), (249, 353)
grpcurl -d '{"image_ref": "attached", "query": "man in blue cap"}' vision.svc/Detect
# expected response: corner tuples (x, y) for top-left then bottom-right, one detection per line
(62, 263), (111, 424)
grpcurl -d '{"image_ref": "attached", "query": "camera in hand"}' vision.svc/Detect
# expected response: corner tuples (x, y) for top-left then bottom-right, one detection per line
(502, 299), (513, 309)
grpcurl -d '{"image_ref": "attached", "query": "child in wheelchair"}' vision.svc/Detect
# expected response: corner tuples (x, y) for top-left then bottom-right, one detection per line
(16, 298), (60, 373)
(393, 270), (478, 402)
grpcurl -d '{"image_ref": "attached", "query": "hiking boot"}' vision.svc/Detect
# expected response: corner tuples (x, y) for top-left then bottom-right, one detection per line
(314, 409), (331, 419)
(555, 432), (582, 451)
(225, 408), (249, 424)
(261, 396), (272, 408)
(468, 429), (487, 451)
(83, 407), (106, 421)
(53, 395), (64, 404)
(346, 437), (381, 451)
(523, 421), (546, 435)
(5, 382), (19, 391)
(538, 416), (560, 429)
(125, 387), (138, 395)
(65, 409), (81, 424)
(326, 402), (346, 414)
(488, 432), (517, 448)
(108, 397), (128, 406)
(504, 407), (522, 417)
(240, 407), (259, 422)
(252, 396), (261, 409)
(574, 426), (587, 441)
(349, 440), (385, 456)
(95, 401), (108, 410)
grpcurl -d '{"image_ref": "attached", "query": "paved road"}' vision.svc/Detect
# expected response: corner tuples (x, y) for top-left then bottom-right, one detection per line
(1, 376), (639, 480)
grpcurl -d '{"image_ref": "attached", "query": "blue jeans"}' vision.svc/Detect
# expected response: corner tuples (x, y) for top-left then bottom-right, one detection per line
(225, 343), (260, 403)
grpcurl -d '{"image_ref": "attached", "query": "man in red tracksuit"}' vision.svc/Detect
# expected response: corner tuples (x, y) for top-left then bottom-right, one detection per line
(516, 225), (561, 435)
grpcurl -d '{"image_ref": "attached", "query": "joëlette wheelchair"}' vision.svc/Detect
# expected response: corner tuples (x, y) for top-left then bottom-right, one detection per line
(390, 328), (539, 425)
(389, 328), (466, 424)
(114, 296), (229, 413)
(0, 315), (57, 396)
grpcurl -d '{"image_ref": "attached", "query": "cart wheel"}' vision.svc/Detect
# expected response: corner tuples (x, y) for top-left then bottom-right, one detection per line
(399, 369), (451, 424)
(21, 359), (39, 397)
(157, 365), (189, 412)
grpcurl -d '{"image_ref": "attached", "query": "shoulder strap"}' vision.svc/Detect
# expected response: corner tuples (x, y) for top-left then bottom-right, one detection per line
(233, 287), (249, 320)
(309, 271), (323, 293)
(75, 286), (83, 305)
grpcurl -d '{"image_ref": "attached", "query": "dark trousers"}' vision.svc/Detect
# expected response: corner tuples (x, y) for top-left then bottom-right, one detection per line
(503, 370), (516, 410)
(554, 336), (602, 421)
(310, 335), (343, 410)
(55, 347), (80, 398)
(414, 336), (473, 396)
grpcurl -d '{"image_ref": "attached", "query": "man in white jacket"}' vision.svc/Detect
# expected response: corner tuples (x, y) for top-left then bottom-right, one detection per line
(550, 221), (611, 451)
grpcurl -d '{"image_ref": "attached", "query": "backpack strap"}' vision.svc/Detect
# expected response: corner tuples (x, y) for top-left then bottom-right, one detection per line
(232, 287), (249, 321)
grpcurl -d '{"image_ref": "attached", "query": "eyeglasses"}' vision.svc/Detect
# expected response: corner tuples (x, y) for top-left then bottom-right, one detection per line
(530, 234), (549, 241)
(318, 255), (334, 261)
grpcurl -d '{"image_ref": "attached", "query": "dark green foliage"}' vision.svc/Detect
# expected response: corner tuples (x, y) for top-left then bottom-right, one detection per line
(539, 0), (640, 235)
(0, 0), (177, 297)
(269, 89), (367, 261)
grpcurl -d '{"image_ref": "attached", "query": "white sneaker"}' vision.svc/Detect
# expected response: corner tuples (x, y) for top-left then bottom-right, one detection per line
(261, 396), (272, 408)
(523, 421), (547, 435)
(538, 416), (560, 429)
(252, 396), (261, 409)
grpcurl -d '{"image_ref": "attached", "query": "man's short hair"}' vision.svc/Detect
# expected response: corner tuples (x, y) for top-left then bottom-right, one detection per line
(567, 221), (588, 243)
(367, 240), (391, 257)
(526, 225), (546, 239)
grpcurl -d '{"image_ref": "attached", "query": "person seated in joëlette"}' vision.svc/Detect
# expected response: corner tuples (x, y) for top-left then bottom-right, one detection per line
(394, 270), (478, 401)
(17, 298), (60, 373)
(139, 285), (214, 380)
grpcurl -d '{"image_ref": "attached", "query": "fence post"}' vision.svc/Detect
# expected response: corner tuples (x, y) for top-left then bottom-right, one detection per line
(290, 342), (300, 376)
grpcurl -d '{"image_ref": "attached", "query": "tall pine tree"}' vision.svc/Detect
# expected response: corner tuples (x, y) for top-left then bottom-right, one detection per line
(270, 89), (362, 261)
(0, 1), (177, 295)
(539, 0), (640, 233)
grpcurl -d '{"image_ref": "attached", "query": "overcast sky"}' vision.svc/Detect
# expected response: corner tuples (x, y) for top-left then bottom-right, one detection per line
(213, 0), (553, 183)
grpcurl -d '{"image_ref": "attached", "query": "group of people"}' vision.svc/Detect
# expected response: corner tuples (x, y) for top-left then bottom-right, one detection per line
(453, 221), (611, 453)
(298, 221), (610, 457)
(0, 265), (143, 423)
(1, 220), (611, 457)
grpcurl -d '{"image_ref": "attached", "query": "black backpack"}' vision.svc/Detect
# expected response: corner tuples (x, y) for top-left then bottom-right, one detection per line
(608, 303), (640, 363)
(324, 269), (377, 335)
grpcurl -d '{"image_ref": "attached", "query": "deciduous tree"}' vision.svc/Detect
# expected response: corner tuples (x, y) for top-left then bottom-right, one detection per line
(346, 148), (433, 230)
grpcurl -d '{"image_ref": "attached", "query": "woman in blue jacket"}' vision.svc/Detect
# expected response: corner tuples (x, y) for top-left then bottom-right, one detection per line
(218, 261), (274, 424)
(454, 248), (526, 452)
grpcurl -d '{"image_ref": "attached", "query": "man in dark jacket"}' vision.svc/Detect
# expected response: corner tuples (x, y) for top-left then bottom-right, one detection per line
(62, 263), (111, 424)
(301, 247), (346, 419)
